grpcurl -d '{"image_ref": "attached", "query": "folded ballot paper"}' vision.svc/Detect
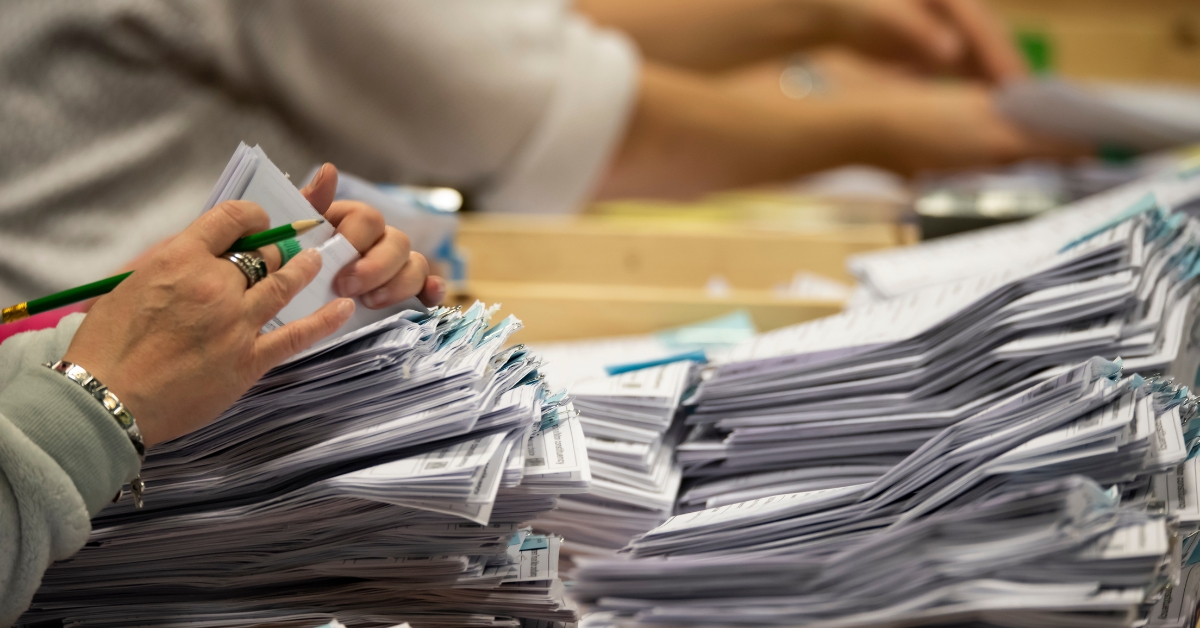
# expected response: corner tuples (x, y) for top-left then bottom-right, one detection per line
(18, 147), (589, 628)
(204, 143), (426, 340)
(572, 359), (1200, 627)
(848, 156), (1200, 301)
(561, 163), (1200, 626)
(530, 361), (693, 556)
(997, 78), (1200, 153)
(523, 315), (757, 556)
(679, 210), (1200, 507)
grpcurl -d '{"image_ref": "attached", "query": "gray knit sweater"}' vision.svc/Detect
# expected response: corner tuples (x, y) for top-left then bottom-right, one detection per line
(0, 0), (637, 306)
(0, 314), (141, 625)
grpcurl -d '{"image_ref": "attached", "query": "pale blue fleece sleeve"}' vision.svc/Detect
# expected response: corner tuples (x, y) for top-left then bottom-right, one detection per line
(0, 313), (141, 625)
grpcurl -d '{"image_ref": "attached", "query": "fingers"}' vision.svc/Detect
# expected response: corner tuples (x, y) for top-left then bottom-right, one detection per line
(935, 0), (1028, 83)
(336, 227), (412, 298)
(418, 275), (448, 308)
(361, 252), (431, 310)
(300, 163), (339, 215)
(185, 201), (271, 256)
(258, 242), (284, 273)
(254, 298), (356, 370)
(862, 0), (963, 71)
(1013, 130), (1094, 163)
(244, 249), (323, 325)
(324, 200), (387, 254)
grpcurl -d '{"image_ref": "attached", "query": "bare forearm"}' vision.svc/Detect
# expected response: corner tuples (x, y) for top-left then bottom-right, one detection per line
(577, 0), (832, 72)
(595, 63), (871, 200)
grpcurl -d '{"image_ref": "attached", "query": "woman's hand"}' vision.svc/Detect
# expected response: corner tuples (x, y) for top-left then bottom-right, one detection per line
(63, 201), (355, 448)
(63, 162), (446, 447)
(305, 164), (446, 309)
(717, 51), (1088, 176)
(576, 0), (1025, 82)
(819, 0), (1026, 83)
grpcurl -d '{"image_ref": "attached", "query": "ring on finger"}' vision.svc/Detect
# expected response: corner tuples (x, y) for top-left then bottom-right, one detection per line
(224, 251), (268, 288)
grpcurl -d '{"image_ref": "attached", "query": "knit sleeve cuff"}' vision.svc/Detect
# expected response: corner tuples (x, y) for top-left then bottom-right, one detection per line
(0, 365), (140, 516)
(474, 17), (640, 214)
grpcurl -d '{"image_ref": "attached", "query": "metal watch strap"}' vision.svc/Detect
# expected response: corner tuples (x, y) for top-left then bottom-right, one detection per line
(46, 360), (146, 508)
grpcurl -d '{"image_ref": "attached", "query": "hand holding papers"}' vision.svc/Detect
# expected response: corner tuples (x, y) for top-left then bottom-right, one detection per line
(17, 146), (589, 628)
(207, 143), (428, 339)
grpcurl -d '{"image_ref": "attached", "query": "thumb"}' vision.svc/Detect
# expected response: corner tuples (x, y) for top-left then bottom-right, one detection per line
(301, 163), (339, 215)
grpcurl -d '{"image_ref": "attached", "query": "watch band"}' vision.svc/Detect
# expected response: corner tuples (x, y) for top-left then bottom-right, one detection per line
(46, 360), (146, 507)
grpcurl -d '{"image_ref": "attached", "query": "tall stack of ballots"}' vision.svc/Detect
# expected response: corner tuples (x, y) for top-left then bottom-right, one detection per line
(571, 162), (1200, 628)
(18, 147), (590, 628)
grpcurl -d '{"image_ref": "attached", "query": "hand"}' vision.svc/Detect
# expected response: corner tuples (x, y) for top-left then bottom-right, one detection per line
(597, 59), (1085, 201)
(859, 82), (1089, 175)
(576, 0), (1025, 82)
(718, 52), (1088, 175)
(817, 0), (1026, 83)
(99, 166), (446, 313)
(63, 202), (356, 448)
(304, 164), (446, 309)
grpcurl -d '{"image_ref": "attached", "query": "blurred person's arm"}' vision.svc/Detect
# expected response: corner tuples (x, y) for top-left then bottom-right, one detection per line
(596, 61), (1080, 200)
(575, 0), (1026, 82)
(197, 1), (1049, 210)
(209, 0), (639, 214)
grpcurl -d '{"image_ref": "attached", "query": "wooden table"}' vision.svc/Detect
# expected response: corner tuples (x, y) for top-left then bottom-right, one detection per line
(448, 194), (913, 342)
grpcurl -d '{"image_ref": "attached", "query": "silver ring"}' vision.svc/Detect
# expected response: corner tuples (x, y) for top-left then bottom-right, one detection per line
(779, 55), (824, 101)
(224, 251), (267, 288)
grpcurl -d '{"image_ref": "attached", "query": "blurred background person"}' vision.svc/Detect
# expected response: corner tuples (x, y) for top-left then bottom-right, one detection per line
(0, 0), (1077, 307)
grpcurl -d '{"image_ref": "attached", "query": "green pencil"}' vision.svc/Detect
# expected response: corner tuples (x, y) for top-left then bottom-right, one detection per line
(228, 219), (323, 252)
(2, 219), (323, 324)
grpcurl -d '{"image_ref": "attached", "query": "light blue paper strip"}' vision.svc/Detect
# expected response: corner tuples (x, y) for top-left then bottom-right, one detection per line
(1059, 192), (1158, 252)
(605, 350), (708, 376)
(521, 535), (549, 551)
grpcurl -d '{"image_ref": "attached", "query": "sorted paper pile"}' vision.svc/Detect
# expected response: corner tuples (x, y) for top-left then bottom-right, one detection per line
(678, 173), (1200, 512)
(567, 168), (1200, 626)
(531, 362), (691, 555)
(573, 357), (1199, 627)
(21, 304), (587, 628)
(18, 145), (589, 628)
(849, 162), (1200, 301)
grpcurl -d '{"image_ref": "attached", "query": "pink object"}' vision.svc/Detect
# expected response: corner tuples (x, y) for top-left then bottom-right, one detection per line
(0, 304), (86, 345)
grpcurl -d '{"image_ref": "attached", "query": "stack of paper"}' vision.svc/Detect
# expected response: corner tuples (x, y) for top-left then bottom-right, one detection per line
(677, 175), (1200, 511)
(848, 161), (1200, 301)
(1146, 563), (1200, 628)
(19, 303), (588, 628)
(17, 146), (590, 628)
(571, 358), (1198, 627)
(530, 362), (692, 555)
(21, 304), (588, 628)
